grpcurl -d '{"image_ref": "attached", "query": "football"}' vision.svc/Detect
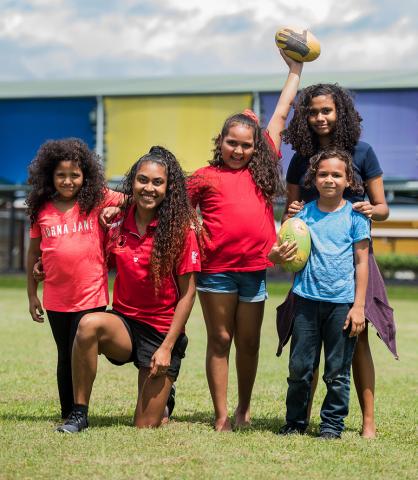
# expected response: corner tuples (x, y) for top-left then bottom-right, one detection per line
(278, 217), (311, 272)
(275, 27), (321, 62)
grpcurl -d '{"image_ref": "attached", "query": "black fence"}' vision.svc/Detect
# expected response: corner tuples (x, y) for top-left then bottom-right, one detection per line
(0, 191), (28, 272)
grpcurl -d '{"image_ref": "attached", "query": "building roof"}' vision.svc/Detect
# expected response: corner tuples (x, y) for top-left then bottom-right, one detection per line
(1, 70), (417, 99)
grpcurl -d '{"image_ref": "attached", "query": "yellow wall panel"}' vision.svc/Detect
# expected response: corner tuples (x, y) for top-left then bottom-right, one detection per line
(373, 238), (418, 255)
(104, 94), (252, 179)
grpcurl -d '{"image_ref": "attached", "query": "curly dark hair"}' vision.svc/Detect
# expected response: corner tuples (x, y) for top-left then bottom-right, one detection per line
(210, 113), (284, 200)
(304, 148), (364, 195)
(283, 84), (362, 158)
(117, 146), (202, 289)
(26, 138), (106, 224)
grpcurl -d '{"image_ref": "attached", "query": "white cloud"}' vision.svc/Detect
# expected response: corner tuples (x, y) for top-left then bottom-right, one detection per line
(322, 18), (418, 71)
(0, 0), (417, 80)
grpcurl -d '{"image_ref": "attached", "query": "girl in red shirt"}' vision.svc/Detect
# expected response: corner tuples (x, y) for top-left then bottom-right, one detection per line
(56, 146), (201, 433)
(187, 51), (303, 431)
(26, 138), (123, 419)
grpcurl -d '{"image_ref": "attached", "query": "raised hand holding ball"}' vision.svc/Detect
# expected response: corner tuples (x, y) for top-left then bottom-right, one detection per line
(275, 27), (320, 62)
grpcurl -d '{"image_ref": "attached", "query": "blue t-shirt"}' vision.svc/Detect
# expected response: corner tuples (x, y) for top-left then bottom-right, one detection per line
(292, 201), (370, 303)
(286, 141), (383, 203)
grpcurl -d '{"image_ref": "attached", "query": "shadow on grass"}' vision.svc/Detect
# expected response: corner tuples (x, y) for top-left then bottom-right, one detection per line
(0, 412), (133, 427)
(87, 415), (135, 428)
(0, 411), (362, 436)
(0, 413), (61, 422)
(172, 414), (362, 436)
(170, 410), (213, 427)
(172, 411), (284, 433)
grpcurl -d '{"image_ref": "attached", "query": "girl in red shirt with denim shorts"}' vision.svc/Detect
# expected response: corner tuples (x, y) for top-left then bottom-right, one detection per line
(187, 51), (303, 431)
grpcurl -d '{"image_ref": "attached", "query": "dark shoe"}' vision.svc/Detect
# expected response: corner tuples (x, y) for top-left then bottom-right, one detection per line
(319, 431), (341, 440)
(167, 384), (176, 417)
(56, 410), (88, 433)
(278, 424), (305, 435)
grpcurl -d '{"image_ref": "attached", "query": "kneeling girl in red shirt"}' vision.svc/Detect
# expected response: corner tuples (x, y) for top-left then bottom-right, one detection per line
(56, 146), (201, 433)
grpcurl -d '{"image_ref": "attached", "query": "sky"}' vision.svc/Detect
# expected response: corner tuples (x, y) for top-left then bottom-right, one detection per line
(1, 0), (418, 81)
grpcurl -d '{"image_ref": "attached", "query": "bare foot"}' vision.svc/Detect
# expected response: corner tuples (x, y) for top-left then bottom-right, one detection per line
(214, 417), (232, 432)
(361, 424), (376, 439)
(233, 408), (251, 428)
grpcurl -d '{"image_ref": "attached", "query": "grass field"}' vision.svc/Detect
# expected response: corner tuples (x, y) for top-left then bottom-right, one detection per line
(0, 279), (417, 480)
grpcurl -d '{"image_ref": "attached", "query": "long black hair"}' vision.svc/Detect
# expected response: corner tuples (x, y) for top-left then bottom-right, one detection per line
(283, 83), (362, 158)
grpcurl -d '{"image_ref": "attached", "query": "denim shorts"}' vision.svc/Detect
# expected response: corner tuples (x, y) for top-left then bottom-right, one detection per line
(197, 270), (267, 302)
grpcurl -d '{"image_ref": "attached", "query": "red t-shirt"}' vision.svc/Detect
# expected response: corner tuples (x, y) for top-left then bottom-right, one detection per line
(188, 165), (276, 273)
(30, 190), (123, 312)
(109, 205), (201, 333)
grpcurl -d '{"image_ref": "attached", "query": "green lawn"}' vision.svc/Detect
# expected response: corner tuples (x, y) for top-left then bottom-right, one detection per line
(0, 282), (417, 479)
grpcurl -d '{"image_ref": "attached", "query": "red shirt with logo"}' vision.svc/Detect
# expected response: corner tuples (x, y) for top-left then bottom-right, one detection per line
(188, 165), (276, 273)
(30, 190), (123, 312)
(109, 205), (201, 333)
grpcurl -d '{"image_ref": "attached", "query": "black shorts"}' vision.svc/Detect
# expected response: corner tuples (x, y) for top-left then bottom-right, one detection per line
(106, 309), (188, 381)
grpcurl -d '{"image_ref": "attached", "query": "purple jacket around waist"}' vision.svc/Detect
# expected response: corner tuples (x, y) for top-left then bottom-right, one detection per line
(276, 246), (398, 359)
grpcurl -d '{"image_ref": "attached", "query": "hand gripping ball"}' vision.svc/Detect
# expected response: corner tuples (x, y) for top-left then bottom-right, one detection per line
(275, 27), (321, 62)
(278, 218), (311, 272)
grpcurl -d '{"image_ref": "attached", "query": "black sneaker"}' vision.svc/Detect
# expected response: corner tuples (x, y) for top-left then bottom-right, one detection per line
(167, 384), (176, 417)
(56, 410), (88, 433)
(319, 431), (341, 440)
(278, 424), (306, 435)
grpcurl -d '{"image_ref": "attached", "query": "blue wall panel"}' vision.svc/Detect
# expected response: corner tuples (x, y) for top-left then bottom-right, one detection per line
(0, 98), (96, 184)
(355, 90), (418, 180)
(260, 90), (418, 181)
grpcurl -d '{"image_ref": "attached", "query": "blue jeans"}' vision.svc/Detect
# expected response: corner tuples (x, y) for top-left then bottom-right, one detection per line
(285, 296), (357, 435)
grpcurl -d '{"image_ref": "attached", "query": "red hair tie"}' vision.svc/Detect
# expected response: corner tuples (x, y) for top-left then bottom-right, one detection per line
(242, 109), (260, 125)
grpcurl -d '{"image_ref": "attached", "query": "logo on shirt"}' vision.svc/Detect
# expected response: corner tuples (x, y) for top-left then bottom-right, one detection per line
(133, 256), (139, 263)
(42, 219), (95, 238)
(117, 234), (127, 248)
(191, 250), (199, 264)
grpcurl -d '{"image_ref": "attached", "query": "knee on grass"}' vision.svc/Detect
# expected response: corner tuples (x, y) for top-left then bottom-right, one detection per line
(134, 415), (164, 429)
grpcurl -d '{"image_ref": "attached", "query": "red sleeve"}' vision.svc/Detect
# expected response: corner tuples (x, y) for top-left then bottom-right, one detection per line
(176, 229), (201, 275)
(104, 218), (125, 270)
(101, 189), (124, 208)
(187, 172), (202, 209)
(30, 221), (41, 239)
(264, 130), (282, 159)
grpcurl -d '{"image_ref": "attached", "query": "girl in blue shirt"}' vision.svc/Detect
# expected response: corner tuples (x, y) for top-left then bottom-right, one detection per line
(274, 83), (395, 438)
(271, 148), (370, 439)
